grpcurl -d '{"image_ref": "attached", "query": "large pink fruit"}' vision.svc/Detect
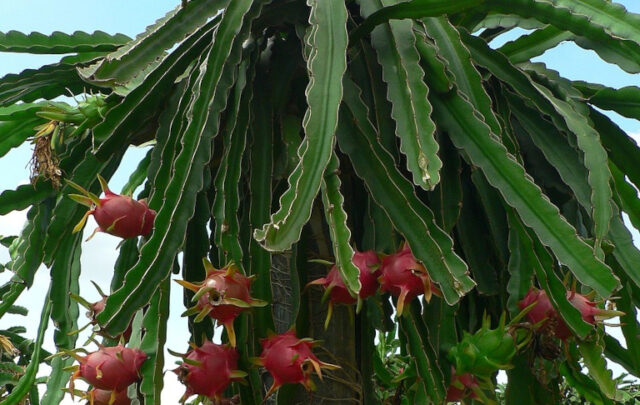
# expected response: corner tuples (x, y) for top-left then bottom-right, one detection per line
(86, 388), (130, 405)
(519, 288), (623, 340)
(307, 250), (381, 327)
(255, 331), (339, 399)
(173, 340), (245, 403)
(69, 345), (146, 392)
(70, 175), (156, 239)
(177, 259), (266, 347)
(378, 243), (440, 316)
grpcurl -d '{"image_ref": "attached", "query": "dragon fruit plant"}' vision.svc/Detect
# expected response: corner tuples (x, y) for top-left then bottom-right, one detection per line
(254, 330), (340, 399)
(66, 345), (146, 394)
(71, 282), (133, 342)
(518, 288), (624, 340)
(177, 258), (267, 347)
(173, 340), (246, 403)
(68, 175), (156, 239)
(378, 243), (440, 316)
(307, 250), (381, 328)
(446, 366), (480, 403)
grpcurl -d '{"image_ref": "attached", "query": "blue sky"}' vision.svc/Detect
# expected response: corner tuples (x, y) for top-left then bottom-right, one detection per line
(1, 1), (640, 403)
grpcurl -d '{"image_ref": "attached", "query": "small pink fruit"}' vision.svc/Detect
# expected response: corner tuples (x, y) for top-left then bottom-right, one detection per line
(255, 331), (339, 399)
(89, 297), (133, 342)
(173, 340), (245, 403)
(307, 250), (381, 327)
(69, 175), (156, 239)
(446, 366), (479, 402)
(378, 243), (440, 316)
(177, 259), (266, 347)
(69, 345), (146, 392)
(518, 288), (623, 340)
(86, 388), (130, 405)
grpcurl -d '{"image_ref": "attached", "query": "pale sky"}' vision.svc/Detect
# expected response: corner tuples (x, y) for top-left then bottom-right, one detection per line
(1, 1), (640, 403)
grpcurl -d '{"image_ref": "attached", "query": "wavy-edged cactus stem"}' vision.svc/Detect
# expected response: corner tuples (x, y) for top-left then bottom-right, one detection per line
(171, 340), (246, 403)
(176, 258), (267, 347)
(306, 250), (381, 328)
(68, 175), (156, 240)
(65, 345), (146, 394)
(519, 288), (624, 340)
(378, 242), (441, 316)
(447, 313), (522, 379)
(252, 330), (340, 401)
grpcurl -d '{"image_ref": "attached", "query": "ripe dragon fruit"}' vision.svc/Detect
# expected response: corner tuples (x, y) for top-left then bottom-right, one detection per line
(378, 243), (440, 316)
(254, 330), (339, 399)
(177, 259), (266, 347)
(85, 388), (130, 405)
(69, 175), (156, 239)
(446, 366), (479, 403)
(88, 297), (132, 342)
(68, 345), (146, 393)
(173, 340), (246, 403)
(518, 288), (624, 340)
(447, 313), (517, 379)
(307, 250), (381, 328)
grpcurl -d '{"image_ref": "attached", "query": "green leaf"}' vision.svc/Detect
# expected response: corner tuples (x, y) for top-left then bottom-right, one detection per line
(91, 16), (219, 159)
(213, 58), (251, 266)
(579, 339), (619, 400)
(98, 0), (267, 336)
(339, 77), (475, 304)
(399, 305), (446, 404)
(138, 279), (170, 403)
(0, 62), (108, 107)
(121, 148), (151, 196)
(12, 200), (52, 287)
(351, 0), (485, 43)
(0, 103), (42, 121)
(428, 85), (618, 298)
(321, 154), (360, 294)
(0, 182), (55, 216)
(254, 0), (348, 251)
(79, 0), (228, 85)
(488, 0), (640, 73)
(0, 118), (45, 158)
(498, 25), (573, 64)
(580, 84), (640, 121)
(358, 0), (441, 190)
(0, 30), (130, 54)
(2, 291), (51, 405)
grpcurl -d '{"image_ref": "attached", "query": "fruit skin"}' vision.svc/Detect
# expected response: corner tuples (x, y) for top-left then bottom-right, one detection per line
(378, 243), (439, 316)
(177, 259), (266, 347)
(255, 330), (339, 399)
(69, 345), (146, 392)
(70, 175), (156, 239)
(89, 298), (133, 342)
(518, 288), (624, 340)
(173, 340), (245, 403)
(446, 367), (479, 403)
(447, 314), (516, 379)
(86, 388), (130, 405)
(306, 250), (381, 327)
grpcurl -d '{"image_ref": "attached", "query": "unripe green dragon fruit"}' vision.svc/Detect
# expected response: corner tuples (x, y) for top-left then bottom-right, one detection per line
(447, 313), (516, 379)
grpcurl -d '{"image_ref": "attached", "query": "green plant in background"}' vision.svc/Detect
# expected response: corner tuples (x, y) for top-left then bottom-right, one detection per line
(1, 0), (640, 403)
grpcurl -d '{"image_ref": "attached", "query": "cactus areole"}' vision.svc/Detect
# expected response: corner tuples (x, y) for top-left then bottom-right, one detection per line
(307, 250), (381, 327)
(177, 259), (266, 347)
(518, 288), (623, 340)
(255, 330), (339, 399)
(69, 175), (156, 239)
(173, 340), (246, 403)
(378, 243), (440, 315)
(69, 345), (146, 392)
